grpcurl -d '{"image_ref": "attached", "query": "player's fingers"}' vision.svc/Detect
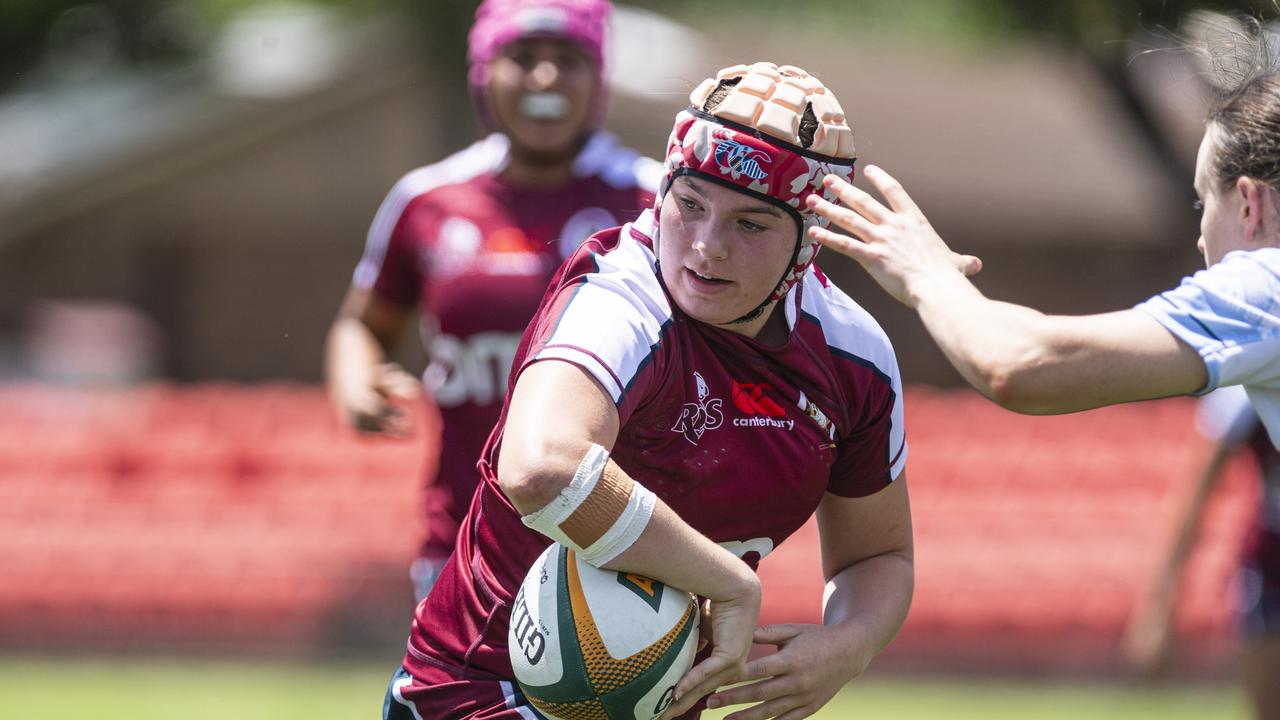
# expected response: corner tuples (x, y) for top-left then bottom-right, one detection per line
(807, 226), (876, 266)
(379, 406), (413, 437)
(805, 194), (880, 242)
(862, 165), (922, 216)
(378, 363), (421, 399)
(668, 657), (743, 718)
(773, 705), (822, 720)
(752, 624), (802, 646)
(741, 651), (791, 681)
(957, 253), (983, 276)
(696, 601), (714, 652)
(352, 409), (389, 434)
(723, 695), (801, 720)
(346, 390), (391, 434)
(706, 676), (790, 709)
(819, 173), (893, 225)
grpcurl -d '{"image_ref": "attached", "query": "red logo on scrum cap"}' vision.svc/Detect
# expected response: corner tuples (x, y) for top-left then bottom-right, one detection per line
(731, 382), (786, 418)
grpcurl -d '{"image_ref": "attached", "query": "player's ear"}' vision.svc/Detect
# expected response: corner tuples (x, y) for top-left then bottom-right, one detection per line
(1250, 179), (1280, 245)
(1236, 176), (1259, 243)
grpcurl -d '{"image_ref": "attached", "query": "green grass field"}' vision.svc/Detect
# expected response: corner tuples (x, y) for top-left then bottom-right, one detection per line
(0, 656), (1247, 720)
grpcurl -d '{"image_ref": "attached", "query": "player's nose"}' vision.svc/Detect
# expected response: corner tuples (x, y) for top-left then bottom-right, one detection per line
(691, 225), (728, 261)
(527, 59), (559, 90)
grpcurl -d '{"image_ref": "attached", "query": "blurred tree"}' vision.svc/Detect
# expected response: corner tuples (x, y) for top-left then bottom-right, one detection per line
(0, 0), (398, 92)
(992, 0), (1278, 183)
(647, 0), (1275, 48)
(994, 0), (1276, 48)
(1, 0), (90, 89)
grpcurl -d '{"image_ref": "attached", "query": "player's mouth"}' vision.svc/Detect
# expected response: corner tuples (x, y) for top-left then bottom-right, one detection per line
(519, 92), (570, 120)
(685, 268), (732, 292)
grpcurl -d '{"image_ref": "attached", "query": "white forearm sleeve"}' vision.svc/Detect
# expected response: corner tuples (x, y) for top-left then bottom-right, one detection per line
(520, 443), (656, 566)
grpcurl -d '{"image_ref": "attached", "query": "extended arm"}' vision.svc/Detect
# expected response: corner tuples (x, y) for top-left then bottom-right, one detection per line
(324, 286), (421, 434)
(806, 168), (1208, 414)
(497, 359), (761, 718)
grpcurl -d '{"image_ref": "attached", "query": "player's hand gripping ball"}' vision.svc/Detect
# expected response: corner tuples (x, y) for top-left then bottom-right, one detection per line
(508, 544), (700, 720)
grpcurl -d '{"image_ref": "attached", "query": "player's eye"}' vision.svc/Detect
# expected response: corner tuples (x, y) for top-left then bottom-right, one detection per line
(1192, 199), (1204, 212)
(678, 196), (702, 213)
(556, 49), (587, 72)
(738, 219), (766, 233)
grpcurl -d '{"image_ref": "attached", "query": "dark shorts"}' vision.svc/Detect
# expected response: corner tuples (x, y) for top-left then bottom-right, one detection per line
(1237, 525), (1280, 640)
(383, 666), (545, 720)
(1237, 561), (1280, 640)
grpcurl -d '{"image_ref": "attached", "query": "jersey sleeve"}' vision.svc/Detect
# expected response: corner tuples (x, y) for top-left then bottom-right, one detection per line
(826, 350), (907, 498)
(520, 234), (669, 426)
(1195, 386), (1259, 445)
(1135, 249), (1280, 394)
(352, 183), (431, 307)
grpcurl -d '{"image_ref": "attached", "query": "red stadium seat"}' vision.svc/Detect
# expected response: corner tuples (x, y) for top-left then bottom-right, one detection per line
(0, 383), (1250, 674)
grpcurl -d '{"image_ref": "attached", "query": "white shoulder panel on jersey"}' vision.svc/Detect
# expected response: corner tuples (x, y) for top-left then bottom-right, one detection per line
(532, 211), (670, 403)
(800, 269), (907, 477)
(572, 131), (663, 194)
(353, 134), (511, 290)
(800, 271), (898, 379)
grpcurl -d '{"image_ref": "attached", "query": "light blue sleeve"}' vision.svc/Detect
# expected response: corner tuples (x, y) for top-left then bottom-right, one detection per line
(1134, 248), (1280, 394)
(1194, 386), (1258, 445)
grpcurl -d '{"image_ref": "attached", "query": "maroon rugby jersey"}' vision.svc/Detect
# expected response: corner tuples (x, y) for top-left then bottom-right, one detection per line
(403, 209), (907, 683)
(353, 131), (659, 558)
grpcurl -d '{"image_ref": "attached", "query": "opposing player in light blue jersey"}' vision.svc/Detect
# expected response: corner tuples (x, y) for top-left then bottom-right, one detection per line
(808, 66), (1280, 448)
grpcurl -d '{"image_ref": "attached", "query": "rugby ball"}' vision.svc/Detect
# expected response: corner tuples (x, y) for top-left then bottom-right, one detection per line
(508, 544), (699, 720)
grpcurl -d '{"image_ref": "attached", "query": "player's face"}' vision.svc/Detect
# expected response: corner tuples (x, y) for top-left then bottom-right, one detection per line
(658, 176), (799, 335)
(1193, 123), (1249, 267)
(487, 38), (597, 159)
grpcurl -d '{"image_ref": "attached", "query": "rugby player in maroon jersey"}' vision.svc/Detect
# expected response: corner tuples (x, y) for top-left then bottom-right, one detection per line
(383, 62), (915, 720)
(325, 0), (659, 601)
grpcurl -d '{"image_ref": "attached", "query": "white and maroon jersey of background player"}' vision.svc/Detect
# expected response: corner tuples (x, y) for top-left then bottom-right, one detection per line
(352, 131), (659, 555)
(405, 209), (907, 680)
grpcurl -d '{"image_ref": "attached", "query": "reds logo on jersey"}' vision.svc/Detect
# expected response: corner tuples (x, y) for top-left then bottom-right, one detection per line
(671, 371), (723, 445)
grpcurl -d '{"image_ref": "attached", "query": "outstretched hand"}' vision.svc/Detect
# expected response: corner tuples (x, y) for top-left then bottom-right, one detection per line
(805, 166), (982, 308)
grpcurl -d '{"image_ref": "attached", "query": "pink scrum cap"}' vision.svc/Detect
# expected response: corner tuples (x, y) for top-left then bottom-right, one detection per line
(467, 0), (611, 129)
(659, 62), (857, 307)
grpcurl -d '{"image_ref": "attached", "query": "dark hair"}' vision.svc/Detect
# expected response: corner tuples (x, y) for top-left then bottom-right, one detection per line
(702, 78), (821, 149)
(1209, 71), (1280, 190)
(1195, 15), (1280, 189)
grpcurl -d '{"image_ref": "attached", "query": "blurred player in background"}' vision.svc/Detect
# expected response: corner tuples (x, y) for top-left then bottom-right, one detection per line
(383, 63), (913, 720)
(806, 62), (1280, 446)
(324, 0), (659, 601)
(1124, 385), (1280, 720)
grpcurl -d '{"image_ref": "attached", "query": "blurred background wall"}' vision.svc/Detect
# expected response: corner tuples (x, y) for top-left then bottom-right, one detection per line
(6, 0), (1268, 386)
